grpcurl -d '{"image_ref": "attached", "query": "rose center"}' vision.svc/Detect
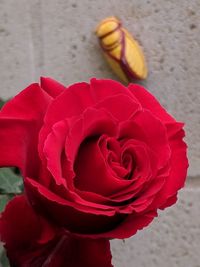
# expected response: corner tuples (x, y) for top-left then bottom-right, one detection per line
(99, 135), (134, 180)
(73, 135), (137, 196)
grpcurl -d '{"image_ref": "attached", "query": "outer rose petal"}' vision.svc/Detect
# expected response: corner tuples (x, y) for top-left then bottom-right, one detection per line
(38, 82), (94, 166)
(90, 78), (134, 102)
(25, 178), (125, 234)
(40, 77), (65, 98)
(128, 84), (175, 123)
(43, 82), (94, 126)
(95, 94), (141, 122)
(0, 84), (52, 177)
(71, 211), (157, 240)
(131, 109), (171, 168)
(44, 78), (134, 127)
(0, 195), (56, 266)
(24, 177), (157, 239)
(148, 122), (188, 210)
(94, 210), (157, 239)
(0, 196), (113, 267)
(43, 119), (70, 186)
(41, 236), (113, 267)
(164, 123), (188, 196)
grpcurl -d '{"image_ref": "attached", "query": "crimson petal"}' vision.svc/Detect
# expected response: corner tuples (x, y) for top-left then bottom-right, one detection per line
(0, 83), (52, 177)
(120, 110), (171, 169)
(95, 94), (141, 122)
(43, 119), (69, 186)
(128, 84), (175, 123)
(148, 122), (188, 210)
(74, 136), (133, 197)
(44, 82), (94, 126)
(24, 178), (127, 235)
(0, 196), (113, 267)
(90, 78), (133, 102)
(40, 77), (66, 98)
(42, 236), (113, 267)
(76, 210), (158, 239)
(0, 195), (56, 267)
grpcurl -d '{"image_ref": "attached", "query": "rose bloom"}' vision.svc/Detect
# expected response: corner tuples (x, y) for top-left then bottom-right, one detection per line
(0, 78), (188, 267)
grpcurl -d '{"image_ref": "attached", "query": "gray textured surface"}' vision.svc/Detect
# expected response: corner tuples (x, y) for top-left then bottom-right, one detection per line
(111, 187), (200, 267)
(0, 0), (33, 98)
(0, 1), (200, 266)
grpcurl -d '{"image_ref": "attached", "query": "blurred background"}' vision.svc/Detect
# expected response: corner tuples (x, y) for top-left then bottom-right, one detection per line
(0, 0), (200, 266)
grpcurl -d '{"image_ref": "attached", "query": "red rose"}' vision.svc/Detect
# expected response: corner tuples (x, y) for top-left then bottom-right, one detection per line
(0, 78), (188, 267)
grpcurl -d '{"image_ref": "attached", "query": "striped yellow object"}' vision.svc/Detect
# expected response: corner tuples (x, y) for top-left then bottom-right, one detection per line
(96, 17), (148, 83)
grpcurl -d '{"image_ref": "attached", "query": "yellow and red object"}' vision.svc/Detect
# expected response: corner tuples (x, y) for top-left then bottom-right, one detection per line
(96, 16), (148, 83)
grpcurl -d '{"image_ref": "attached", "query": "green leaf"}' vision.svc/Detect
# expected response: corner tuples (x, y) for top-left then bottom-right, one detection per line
(0, 195), (10, 212)
(0, 98), (7, 109)
(0, 244), (10, 267)
(0, 168), (23, 194)
(0, 194), (13, 266)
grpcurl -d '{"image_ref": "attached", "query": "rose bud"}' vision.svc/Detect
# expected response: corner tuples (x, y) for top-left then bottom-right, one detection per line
(96, 16), (148, 83)
(0, 78), (188, 267)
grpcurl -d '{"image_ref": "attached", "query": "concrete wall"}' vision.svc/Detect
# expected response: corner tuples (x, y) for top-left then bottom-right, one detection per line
(0, 0), (199, 266)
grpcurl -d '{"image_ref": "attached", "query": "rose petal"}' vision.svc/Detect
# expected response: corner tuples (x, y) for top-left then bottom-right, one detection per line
(0, 83), (51, 119)
(149, 122), (188, 209)
(42, 235), (113, 267)
(40, 77), (66, 98)
(95, 94), (141, 122)
(43, 78), (135, 128)
(1, 196), (112, 267)
(65, 107), (118, 164)
(109, 141), (157, 203)
(0, 83), (52, 177)
(90, 78), (134, 102)
(0, 118), (39, 177)
(25, 177), (116, 215)
(103, 210), (157, 239)
(74, 136), (133, 197)
(160, 194), (177, 210)
(119, 110), (171, 169)
(75, 210), (158, 239)
(165, 123), (188, 197)
(0, 195), (56, 266)
(38, 82), (94, 169)
(43, 120), (69, 186)
(128, 84), (175, 123)
(44, 82), (94, 126)
(25, 178), (126, 234)
(127, 176), (165, 213)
